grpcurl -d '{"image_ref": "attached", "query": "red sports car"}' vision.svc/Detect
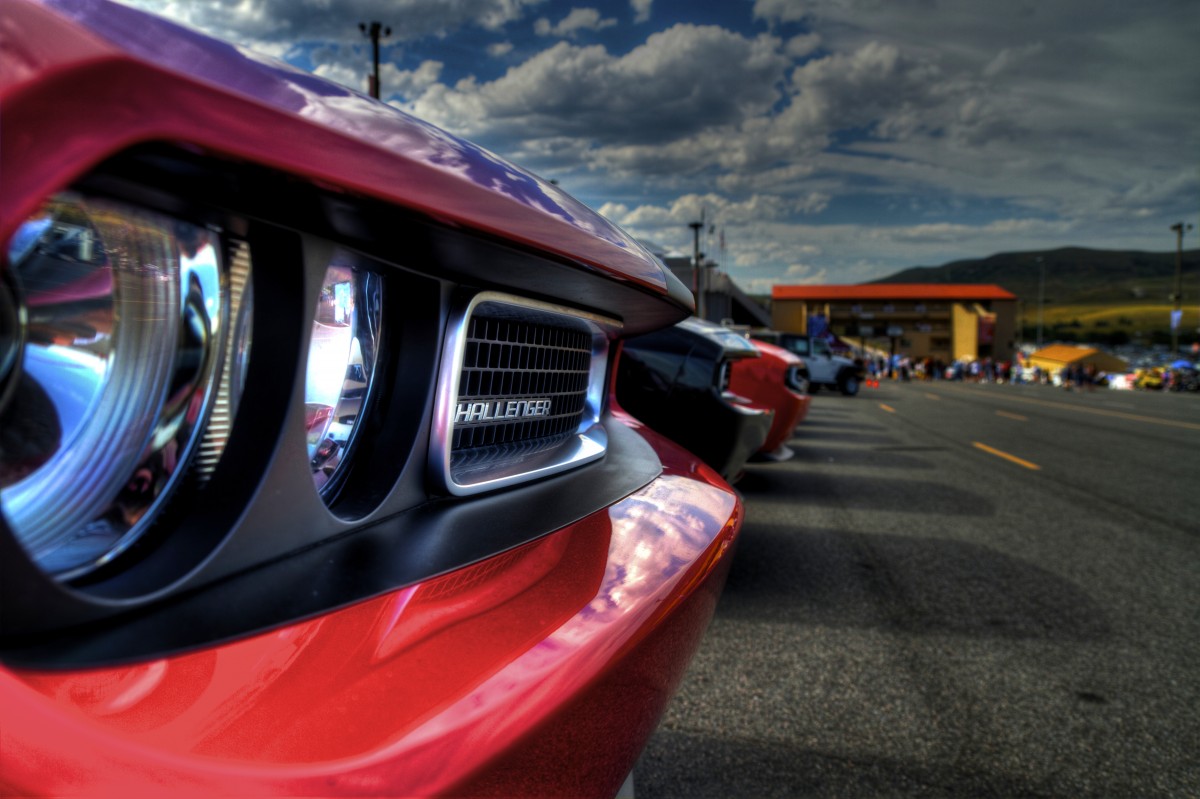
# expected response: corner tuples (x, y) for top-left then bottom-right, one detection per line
(0, 2), (742, 796)
(728, 338), (812, 461)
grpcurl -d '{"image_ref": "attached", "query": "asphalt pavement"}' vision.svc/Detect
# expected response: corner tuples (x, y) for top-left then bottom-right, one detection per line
(635, 379), (1200, 798)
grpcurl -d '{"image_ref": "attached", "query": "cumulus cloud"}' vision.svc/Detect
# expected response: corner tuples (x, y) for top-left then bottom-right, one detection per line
(982, 42), (1045, 77)
(601, 192), (813, 233)
(118, 0), (546, 48)
(785, 33), (821, 58)
(407, 24), (790, 149)
(117, 0), (1200, 284)
(382, 60), (445, 98)
(782, 264), (830, 284)
(534, 8), (617, 38)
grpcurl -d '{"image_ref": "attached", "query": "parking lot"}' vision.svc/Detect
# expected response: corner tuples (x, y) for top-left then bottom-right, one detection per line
(636, 380), (1200, 798)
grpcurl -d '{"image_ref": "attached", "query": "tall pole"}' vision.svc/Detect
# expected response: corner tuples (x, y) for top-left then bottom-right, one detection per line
(689, 220), (704, 320)
(1170, 222), (1191, 356)
(1036, 256), (1045, 350)
(359, 21), (391, 99)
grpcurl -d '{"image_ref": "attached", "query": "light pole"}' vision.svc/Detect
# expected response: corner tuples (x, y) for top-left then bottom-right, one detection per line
(1035, 256), (1045, 350)
(359, 21), (391, 99)
(1170, 221), (1193, 356)
(689, 220), (704, 320)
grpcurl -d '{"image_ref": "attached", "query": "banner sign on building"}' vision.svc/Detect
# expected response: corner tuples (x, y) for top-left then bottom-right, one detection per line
(978, 316), (995, 344)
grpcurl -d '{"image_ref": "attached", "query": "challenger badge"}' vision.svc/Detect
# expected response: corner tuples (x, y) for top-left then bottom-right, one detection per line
(455, 398), (552, 425)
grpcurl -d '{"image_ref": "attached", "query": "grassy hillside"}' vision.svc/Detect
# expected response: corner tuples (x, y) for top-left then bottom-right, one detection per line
(871, 247), (1200, 345)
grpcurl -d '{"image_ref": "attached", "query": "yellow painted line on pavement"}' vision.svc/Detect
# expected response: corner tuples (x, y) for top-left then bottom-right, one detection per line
(935, 385), (1200, 431)
(995, 410), (1028, 422)
(973, 442), (1041, 471)
(924, 393), (940, 401)
(879, 403), (896, 413)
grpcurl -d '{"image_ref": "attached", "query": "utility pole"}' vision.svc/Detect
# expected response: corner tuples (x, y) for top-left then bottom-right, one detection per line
(359, 21), (391, 99)
(1169, 221), (1192, 355)
(1035, 256), (1045, 350)
(689, 220), (704, 320)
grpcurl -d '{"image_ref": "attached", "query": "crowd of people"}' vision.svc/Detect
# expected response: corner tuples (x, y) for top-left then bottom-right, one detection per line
(861, 355), (1047, 384)
(857, 354), (1197, 391)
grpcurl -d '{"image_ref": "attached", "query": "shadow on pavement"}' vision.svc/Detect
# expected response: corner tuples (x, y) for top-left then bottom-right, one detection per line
(636, 730), (1064, 799)
(720, 523), (1111, 642)
(736, 467), (995, 517)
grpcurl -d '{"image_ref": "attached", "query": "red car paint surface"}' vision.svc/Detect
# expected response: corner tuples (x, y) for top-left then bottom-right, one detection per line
(1, 2), (741, 796)
(728, 339), (811, 455)
(2, 412), (740, 797)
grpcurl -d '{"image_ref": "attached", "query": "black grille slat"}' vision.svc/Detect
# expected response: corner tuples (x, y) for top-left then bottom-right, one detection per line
(451, 313), (592, 471)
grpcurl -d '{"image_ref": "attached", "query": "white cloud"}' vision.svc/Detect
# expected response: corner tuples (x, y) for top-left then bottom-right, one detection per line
(117, 0), (547, 48)
(982, 42), (1045, 77)
(312, 60), (364, 92)
(116, 0), (1200, 286)
(382, 60), (445, 98)
(407, 24), (791, 153)
(785, 33), (821, 58)
(534, 8), (617, 38)
(601, 192), (814, 233)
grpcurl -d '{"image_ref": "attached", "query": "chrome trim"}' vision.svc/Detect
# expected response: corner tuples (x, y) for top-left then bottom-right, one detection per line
(194, 239), (252, 481)
(431, 292), (620, 496)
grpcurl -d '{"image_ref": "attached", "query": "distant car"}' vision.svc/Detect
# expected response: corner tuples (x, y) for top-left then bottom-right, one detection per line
(1134, 367), (1165, 390)
(1168, 366), (1200, 392)
(728, 339), (811, 461)
(1106, 373), (1135, 390)
(771, 333), (863, 395)
(0, 2), (743, 797)
(616, 318), (774, 481)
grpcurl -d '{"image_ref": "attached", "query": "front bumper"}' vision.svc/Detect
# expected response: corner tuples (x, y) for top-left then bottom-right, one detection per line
(1, 411), (741, 798)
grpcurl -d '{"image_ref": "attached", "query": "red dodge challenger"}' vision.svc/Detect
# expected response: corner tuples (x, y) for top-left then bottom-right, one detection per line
(0, 1), (742, 796)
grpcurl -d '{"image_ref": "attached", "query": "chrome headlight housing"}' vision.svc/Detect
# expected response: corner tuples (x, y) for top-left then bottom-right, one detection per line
(0, 193), (249, 580)
(304, 254), (383, 495)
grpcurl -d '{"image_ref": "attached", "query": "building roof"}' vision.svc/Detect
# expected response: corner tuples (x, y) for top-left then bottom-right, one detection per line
(771, 284), (1017, 301)
(1028, 344), (1129, 371)
(1030, 344), (1100, 363)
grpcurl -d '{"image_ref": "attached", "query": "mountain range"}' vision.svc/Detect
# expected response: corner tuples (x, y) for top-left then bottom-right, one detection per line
(870, 247), (1200, 305)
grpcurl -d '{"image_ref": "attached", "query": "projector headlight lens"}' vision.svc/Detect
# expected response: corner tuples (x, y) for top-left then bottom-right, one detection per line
(304, 254), (381, 494)
(0, 194), (234, 579)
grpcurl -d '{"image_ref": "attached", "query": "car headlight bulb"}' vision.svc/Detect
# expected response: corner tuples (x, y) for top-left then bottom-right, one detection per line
(304, 255), (382, 495)
(0, 193), (238, 580)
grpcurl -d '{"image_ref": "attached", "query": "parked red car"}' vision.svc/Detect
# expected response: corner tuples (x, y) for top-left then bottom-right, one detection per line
(0, 2), (742, 796)
(728, 338), (812, 461)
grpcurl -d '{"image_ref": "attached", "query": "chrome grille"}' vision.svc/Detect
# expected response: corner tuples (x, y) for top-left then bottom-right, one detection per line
(434, 293), (618, 496)
(452, 316), (591, 454)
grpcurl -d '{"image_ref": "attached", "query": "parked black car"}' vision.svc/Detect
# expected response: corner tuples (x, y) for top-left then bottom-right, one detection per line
(617, 318), (773, 481)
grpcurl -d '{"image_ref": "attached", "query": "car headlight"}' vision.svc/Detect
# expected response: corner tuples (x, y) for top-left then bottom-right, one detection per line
(304, 255), (382, 495)
(0, 193), (247, 580)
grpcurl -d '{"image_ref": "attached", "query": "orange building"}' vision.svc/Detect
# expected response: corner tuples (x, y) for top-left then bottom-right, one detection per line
(770, 284), (1018, 362)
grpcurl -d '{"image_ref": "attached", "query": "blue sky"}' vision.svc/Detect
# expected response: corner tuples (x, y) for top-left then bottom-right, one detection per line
(118, 0), (1200, 293)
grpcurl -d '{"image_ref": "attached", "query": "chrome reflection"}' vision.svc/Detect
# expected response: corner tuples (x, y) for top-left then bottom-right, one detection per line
(304, 255), (381, 494)
(0, 194), (230, 578)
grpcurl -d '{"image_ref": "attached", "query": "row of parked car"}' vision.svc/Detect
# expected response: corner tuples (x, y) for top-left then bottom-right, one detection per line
(618, 318), (816, 481)
(0, 2), (819, 797)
